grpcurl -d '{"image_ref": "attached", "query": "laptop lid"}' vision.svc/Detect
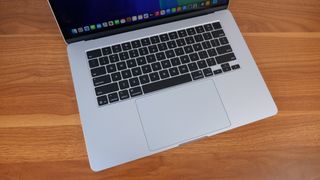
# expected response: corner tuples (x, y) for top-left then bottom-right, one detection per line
(48, 0), (229, 44)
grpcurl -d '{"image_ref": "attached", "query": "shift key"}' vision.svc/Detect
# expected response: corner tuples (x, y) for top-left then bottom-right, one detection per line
(95, 83), (119, 96)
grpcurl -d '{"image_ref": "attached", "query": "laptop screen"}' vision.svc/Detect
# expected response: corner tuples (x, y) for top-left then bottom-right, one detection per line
(49, 0), (228, 42)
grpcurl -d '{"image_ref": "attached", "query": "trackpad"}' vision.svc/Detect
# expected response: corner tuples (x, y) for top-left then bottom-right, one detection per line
(136, 80), (231, 151)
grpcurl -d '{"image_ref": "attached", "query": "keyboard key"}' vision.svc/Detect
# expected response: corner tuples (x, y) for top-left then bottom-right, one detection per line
(102, 47), (112, 56)
(93, 75), (111, 86)
(178, 30), (187, 37)
(217, 45), (233, 55)
(159, 69), (170, 79)
(143, 74), (192, 94)
(119, 80), (130, 89)
(129, 77), (140, 87)
(176, 38), (186, 46)
(165, 50), (175, 58)
(219, 37), (229, 45)
(108, 93), (119, 103)
(206, 58), (216, 66)
(91, 67), (106, 77)
(141, 64), (152, 74)
(195, 25), (205, 33)
(126, 59), (137, 68)
(121, 69), (132, 79)
(210, 39), (220, 47)
(188, 62), (198, 71)
(212, 29), (225, 38)
(169, 67), (179, 76)
(186, 27), (196, 35)
(129, 49), (139, 58)
(111, 72), (122, 81)
(132, 67), (142, 76)
(119, 52), (130, 60)
(95, 82), (119, 96)
(184, 45), (194, 54)
(146, 54), (157, 63)
(131, 40), (141, 48)
(109, 54), (120, 63)
(87, 49), (102, 59)
(185, 36), (195, 44)
(112, 44), (122, 53)
(207, 48), (217, 57)
(139, 47), (149, 56)
(180, 55), (191, 64)
(97, 96), (108, 106)
(178, 65), (189, 74)
(89, 59), (99, 68)
(175, 47), (185, 56)
(119, 90), (130, 100)
(203, 68), (214, 77)
(106, 64), (117, 73)
(194, 34), (204, 42)
(189, 53), (200, 61)
(160, 33), (170, 42)
(167, 41), (177, 49)
(193, 43), (203, 51)
(202, 41), (212, 49)
(129, 87), (143, 97)
(161, 60), (171, 69)
(197, 60), (207, 69)
(149, 72), (160, 81)
(199, 51), (209, 59)
(156, 52), (166, 61)
(232, 64), (241, 70)
(141, 38), (151, 46)
(150, 36), (160, 44)
(204, 24), (213, 31)
(158, 43), (168, 51)
(203, 32), (213, 40)
(151, 62), (162, 71)
(116, 61), (127, 71)
(99, 57), (109, 65)
(139, 75), (150, 84)
(121, 42), (132, 51)
(221, 63), (231, 72)
(170, 57), (181, 66)
(212, 22), (222, 30)
(191, 70), (204, 80)
(169, 32), (179, 39)
(148, 45), (158, 53)
(216, 53), (236, 64)
(214, 69), (223, 75)
(136, 57), (147, 65)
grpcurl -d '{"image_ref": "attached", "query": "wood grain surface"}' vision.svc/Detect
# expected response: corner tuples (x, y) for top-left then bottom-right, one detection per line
(1, 0), (320, 179)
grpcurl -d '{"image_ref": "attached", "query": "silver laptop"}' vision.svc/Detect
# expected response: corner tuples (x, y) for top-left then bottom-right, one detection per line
(49, 0), (277, 172)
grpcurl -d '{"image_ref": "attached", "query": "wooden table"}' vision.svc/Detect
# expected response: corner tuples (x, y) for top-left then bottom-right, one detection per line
(1, 0), (320, 179)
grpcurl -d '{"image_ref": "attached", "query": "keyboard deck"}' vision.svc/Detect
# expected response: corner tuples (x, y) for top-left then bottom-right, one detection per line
(86, 22), (240, 106)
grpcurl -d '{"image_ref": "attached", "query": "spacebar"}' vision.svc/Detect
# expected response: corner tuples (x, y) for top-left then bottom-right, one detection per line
(142, 74), (192, 94)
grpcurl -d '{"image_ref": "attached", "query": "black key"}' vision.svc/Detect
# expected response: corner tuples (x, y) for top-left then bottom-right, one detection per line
(165, 50), (175, 58)
(195, 25), (205, 33)
(151, 62), (162, 71)
(160, 33), (170, 42)
(119, 90), (130, 100)
(169, 67), (179, 76)
(106, 64), (117, 73)
(232, 64), (241, 70)
(91, 67), (106, 77)
(149, 72), (160, 81)
(150, 36), (160, 44)
(159, 69), (170, 79)
(193, 43), (203, 51)
(161, 60), (171, 69)
(139, 47), (149, 56)
(214, 69), (223, 75)
(109, 54), (120, 63)
(112, 44), (122, 53)
(146, 54), (157, 63)
(141, 64), (152, 74)
(223, 67), (231, 72)
(203, 68), (214, 77)
(116, 61), (127, 71)
(108, 93), (119, 103)
(169, 32), (179, 39)
(95, 82), (119, 96)
(127, 59), (137, 68)
(185, 36), (195, 44)
(121, 42), (132, 51)
(167, 41), (177, 49)
(203, 32), (213, 40)
(212, 29), (225, 38)
(216, 53), (236, 64)
(170, 57), (181, 66)
(136, 57), (147, 65)
(207, 48), (217, 57)
(142, 74), (192, 94)
(119, 52), (130, 60)
(210, 39), (220, 47)
(121, 69), (132, 79)
(129, 77), (140, 87)
(129, 49), (139, 58)
(178, 30), (187, 37)
(206, 58), (216, 66)
(111, 72), (122, 81)
(148, 45), (159, 53)
(87, 49), (102, 59)
(194, 34), (204, 42)
(175, 48), (185, 56)
(156, 52), (166, 61)
(199, 51), (209, 59)
(129, 87), (143, 97)
(204, 24), (213, 31)
(131, 40), (141, 48)
(176, 38), (186, 46)
(197, 60), (207, 69)
(191, 70), (204, 80)
(217, 45), (233, 54)
(222, 63), (232, 72)
(158, 43), (168, 51)
(89, 59), (99, 68)
(186, 27), (196, 35)
(178, 65), (189, 74)
(188, 62), (198, 71)
(189, 53), (200, 61)
(180, 55), (191, 64)
(202, 41), (212, 49)
(102, 47), (112, 56)
(119, 80), (130, 89)
(97, 95), (108, 106)
(99, 57), (109, 65)
(219, 37), (229, 45)
(212, 22), (222, 30)
(132, 67), (142, 76)
(93, 75), (111, 86)
(141, 38), (151, 46)
(184, 45), (194, 54)
(139, 75), (150, 84)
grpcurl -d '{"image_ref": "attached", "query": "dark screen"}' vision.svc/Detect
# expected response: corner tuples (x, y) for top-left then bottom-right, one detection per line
(49, 0), (228, 41)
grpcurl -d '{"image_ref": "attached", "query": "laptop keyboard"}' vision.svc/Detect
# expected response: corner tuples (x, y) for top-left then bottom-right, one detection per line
(86, 22), (240, 106)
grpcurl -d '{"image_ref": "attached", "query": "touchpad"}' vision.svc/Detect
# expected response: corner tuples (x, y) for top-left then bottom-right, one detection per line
(136, 80), (231, 151)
